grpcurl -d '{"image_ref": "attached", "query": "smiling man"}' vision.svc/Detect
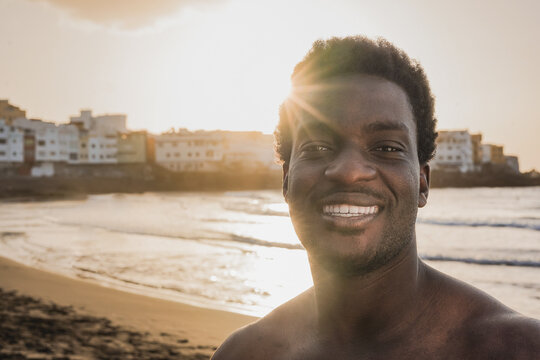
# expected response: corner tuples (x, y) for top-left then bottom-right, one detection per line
(212, 36), (539, 360)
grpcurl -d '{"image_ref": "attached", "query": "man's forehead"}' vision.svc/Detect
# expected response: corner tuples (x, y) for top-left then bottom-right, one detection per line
(291, 74), (411, 104)
(288, 75), (415, 139)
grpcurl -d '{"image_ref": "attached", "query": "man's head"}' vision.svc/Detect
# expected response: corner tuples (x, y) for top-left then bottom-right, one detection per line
(275, 36), (437, 168)
(276, 36), (436, 275)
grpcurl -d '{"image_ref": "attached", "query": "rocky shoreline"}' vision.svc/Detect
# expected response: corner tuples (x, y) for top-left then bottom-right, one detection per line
(0, 288), (213, 360)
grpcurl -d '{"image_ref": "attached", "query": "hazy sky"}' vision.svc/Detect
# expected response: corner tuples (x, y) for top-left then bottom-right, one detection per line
(1, 0), (539, 170)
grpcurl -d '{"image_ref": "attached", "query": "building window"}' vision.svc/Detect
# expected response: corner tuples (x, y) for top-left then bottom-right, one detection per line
(50, 151), (56, 156)
(195, 152), (199, 157)
(81, 143), (86, 148)
(0, 139), (6, 144)
(0, 151), (5, 156)
(91, 144), (96, 148)
(206, 150), (214, 157)
(38, 140), (45, 146)
(166, 153), (170, 157)
(174, 152), (179, 157)
(50, 140), (55, 144)
(188, 152), (192, 157)
(0, 128), (3, 133)
(12, 152), (16, 156)
(172, 142), (178, 147)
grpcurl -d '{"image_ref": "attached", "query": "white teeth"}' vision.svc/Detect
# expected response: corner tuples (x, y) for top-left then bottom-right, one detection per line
(323, 204), (379, 217)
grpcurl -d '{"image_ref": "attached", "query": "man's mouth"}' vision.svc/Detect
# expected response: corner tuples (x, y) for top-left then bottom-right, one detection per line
(317, 192), (384, 230)
(322, 204), (379, 217)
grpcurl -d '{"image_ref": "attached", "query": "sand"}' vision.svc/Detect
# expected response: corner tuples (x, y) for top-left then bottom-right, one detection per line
(0, 256), (257, 359)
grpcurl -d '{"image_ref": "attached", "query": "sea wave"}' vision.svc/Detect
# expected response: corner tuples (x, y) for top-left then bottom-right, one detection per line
(227, 234), (303, 250)
(418, 218), (540, 231)
(421, 255), (540, 268)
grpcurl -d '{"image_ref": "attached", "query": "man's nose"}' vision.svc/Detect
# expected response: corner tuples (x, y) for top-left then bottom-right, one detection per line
(324, 148), (376, 184)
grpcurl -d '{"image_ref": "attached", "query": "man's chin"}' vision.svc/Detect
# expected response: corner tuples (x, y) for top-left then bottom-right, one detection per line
(308, 250), (383, 277)
(307, 240), (411, 277)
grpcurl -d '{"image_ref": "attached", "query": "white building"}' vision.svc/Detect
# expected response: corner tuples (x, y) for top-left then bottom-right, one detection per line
(222, 131), (279, 171)
(69, 110), (127, 164)
(70, 110), (126, 133)
(155, 130), (223, 172)
(87, 133), (118, 164)
(0, 119), (24, 163)
(431, 130), (477, 173)
(480, 144), (505, 165)
(504, 155), (520, 173)
(13, 118), (79, 163)
(155, 129), (280, 173)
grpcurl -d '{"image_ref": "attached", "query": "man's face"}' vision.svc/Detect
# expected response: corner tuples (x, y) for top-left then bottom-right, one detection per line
(283, 75), (429, 275)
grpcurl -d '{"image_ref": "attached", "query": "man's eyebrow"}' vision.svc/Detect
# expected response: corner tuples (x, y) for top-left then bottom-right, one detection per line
(363, 120), (410, 133)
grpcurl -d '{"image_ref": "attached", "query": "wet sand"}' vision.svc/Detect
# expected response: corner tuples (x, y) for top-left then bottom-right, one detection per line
(0, 256), (256, 359)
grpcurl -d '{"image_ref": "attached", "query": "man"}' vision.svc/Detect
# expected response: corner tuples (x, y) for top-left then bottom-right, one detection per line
(212, 36), (539, 359)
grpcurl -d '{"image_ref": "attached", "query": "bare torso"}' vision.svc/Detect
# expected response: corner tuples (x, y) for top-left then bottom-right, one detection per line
(212, 263), (540, 360)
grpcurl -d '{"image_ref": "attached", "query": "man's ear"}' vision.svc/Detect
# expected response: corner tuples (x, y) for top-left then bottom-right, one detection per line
(418, 164), (430, 208)
(282, 163), (289, 202)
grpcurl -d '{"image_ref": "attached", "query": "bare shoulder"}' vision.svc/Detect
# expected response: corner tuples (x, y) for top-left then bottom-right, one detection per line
(212, 288), (316, 360)
(424, 264), (540, 359)
(460, 311), (540, 359)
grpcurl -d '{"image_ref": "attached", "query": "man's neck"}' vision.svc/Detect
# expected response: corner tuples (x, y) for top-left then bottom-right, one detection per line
(310, 240), (430, 346)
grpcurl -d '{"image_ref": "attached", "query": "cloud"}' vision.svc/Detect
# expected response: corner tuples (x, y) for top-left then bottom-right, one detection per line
(30, 0), (223, 29)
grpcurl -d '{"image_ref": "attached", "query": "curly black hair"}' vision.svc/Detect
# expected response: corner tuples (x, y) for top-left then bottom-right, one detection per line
(275, 36), (437, 165)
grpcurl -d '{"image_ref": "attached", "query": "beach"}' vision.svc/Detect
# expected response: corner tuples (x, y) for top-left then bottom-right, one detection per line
(0, 256), (256, 359)
(0, 188), (538, 358)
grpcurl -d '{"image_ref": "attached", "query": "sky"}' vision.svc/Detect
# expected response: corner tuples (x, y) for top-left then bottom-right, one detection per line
(0, 0), (539, 171)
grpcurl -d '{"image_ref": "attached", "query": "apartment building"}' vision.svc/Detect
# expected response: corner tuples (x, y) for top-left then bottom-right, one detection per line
(13, 118), (79, 163)
(431, 130), (477, 173)
(481, 144), (505, 165)
(117, 131), (149, 163)
(0, 119), (24, 163)
(0, 100), (26, 125)
(221, 131), (279, 171)
(70, 110), (128, 164)
(70, 110), (127, 134)
(155, 130), (223, 172)
(504, 155), (520, 173)
(88, 133), (117, 164)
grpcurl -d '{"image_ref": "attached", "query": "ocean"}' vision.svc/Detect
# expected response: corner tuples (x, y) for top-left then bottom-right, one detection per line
(0, 187), (539, 318)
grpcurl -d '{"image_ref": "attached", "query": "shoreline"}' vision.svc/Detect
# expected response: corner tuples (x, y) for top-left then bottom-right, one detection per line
(0, 256), (257, 358)
(0, 171), (539, 202)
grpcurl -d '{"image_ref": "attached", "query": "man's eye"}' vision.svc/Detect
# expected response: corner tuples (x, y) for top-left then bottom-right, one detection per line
(303, 144), (330, 152)
(308, 145), (330, 152)
(374, 145), (401, 152)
